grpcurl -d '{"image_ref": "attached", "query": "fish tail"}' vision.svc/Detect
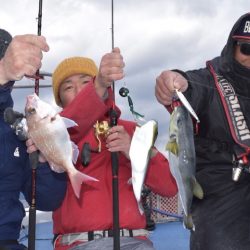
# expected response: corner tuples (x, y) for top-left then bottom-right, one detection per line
(69, 170), (99, 199)
(191, 177), (204, 199)
(183, 214), (195, 231)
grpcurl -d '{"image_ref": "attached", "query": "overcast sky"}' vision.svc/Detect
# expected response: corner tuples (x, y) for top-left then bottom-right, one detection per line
(1, 0), (249, 152)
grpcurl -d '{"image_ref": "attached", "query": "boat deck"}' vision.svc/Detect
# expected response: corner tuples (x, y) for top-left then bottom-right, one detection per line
(19, 215), (190, 250)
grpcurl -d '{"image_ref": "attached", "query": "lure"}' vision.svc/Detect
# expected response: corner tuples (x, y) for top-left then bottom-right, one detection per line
(119, 86), (145, 123)
(175, 89), (200, 123)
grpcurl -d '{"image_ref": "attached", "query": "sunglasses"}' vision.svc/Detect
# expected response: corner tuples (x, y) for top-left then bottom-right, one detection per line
(236, 41), (250, 56)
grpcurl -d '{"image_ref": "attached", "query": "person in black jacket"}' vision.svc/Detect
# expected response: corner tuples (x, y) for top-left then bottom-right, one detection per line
(0, 29), (67, 250)
(155, 13), (250, 250)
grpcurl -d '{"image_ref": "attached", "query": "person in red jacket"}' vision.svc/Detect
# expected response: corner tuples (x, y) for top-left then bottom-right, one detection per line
(51, 48), (177, 250)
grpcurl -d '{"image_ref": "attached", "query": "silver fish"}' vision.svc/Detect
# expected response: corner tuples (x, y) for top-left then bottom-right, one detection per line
(25, 93), (98, 199)
(129, 120), (158, 214)
(166, 105), (203, 230)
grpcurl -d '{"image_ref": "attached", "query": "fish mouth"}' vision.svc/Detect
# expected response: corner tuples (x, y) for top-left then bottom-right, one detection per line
(26, 93), (39, 103)
(26, 94), (39, 112)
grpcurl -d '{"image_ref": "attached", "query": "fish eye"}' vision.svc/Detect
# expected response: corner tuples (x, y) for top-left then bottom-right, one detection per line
(27, 108), (36, 115)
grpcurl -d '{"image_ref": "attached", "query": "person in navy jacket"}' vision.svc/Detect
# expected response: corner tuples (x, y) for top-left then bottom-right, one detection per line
(0, 29), (67, 250)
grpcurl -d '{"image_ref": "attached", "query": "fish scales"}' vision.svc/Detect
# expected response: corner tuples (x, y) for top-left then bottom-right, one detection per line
(25, 93), (98, 199)
(166, 105), (203, 230)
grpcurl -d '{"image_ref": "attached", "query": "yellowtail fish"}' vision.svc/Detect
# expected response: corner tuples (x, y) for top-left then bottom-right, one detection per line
(25, 93), (98, 199)
(166, 104), (203, 230)
(129, 120), (158, 214)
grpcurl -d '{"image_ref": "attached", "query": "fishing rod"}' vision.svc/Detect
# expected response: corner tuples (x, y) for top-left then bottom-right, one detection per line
(111, 0), (115, 95)
(13, 71), (52, 89)
(13, 84), (51, 89)
(110, 0), (120, 249)
(28, 0), (43, 249)
(14, 71), (52, 89)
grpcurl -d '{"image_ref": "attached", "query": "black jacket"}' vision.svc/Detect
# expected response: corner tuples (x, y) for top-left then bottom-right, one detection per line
(181, 13), (250, 250)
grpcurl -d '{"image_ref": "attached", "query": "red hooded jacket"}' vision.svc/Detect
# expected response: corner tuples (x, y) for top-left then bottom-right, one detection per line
(53, 80), (177, 234)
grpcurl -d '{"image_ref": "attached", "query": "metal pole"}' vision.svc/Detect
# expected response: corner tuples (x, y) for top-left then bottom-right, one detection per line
(28, 1), (43, 249)
(28, 152), (38, 250)
(110, 108), (120, 250)
(110, 1), (120, 249)
(111, 0), (115, 93)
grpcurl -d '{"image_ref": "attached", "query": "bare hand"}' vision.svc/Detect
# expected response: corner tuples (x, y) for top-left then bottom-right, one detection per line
(26, 138), (47, 163)
(155, 70), (188, 106)
(106, 125), (131, 159)
(0, 34), (49, 84)
(94, 47), (125, 98)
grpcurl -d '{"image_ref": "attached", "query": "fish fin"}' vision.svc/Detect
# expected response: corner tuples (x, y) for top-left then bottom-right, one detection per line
(138, 201), (144, 215)
(183, 214), (195, 231)
(61, 117), (78, 128)
(68, 169), (99, 199)
(53, 104), (63, 112)
(191, 177), (204, 199)
(71, 141), (79, 164)
(49, 162), (65, 173)
(166, 141), (179, 155)
(127, 177), (132, 185)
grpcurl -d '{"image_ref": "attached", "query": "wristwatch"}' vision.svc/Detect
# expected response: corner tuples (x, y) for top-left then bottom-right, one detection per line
(0, 29), (12, 59)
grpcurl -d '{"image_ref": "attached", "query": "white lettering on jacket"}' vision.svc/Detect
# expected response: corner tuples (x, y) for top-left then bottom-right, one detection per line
(228, 95), (250, 140)
(14, 147), (20, 157)
(243, 21), (250, 33)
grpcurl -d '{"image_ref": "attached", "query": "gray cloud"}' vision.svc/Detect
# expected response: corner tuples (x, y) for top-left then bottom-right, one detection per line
(2, 0), (250, 152)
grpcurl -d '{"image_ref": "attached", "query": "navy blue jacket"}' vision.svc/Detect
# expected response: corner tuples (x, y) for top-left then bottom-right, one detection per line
(0, 82), (67, 241)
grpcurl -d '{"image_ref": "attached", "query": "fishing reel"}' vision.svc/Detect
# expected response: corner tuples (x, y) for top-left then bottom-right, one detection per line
(4, 107), (28, 141)
(81, 120), (110, 167)
(232, 155), (250, 182)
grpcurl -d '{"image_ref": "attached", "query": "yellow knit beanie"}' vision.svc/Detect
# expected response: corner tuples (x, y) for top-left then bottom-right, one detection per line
(52, 57), (98, 105)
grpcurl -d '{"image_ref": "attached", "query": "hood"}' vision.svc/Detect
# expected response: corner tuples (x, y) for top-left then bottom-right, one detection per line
(218, 12), (250, 81)
(0, 29), (12, 59)
(0, 29), (13, 115)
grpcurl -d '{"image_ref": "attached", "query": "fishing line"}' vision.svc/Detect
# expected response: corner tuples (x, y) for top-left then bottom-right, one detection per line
(180, 78), (250, 101)
(110, 0), (145, 123)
